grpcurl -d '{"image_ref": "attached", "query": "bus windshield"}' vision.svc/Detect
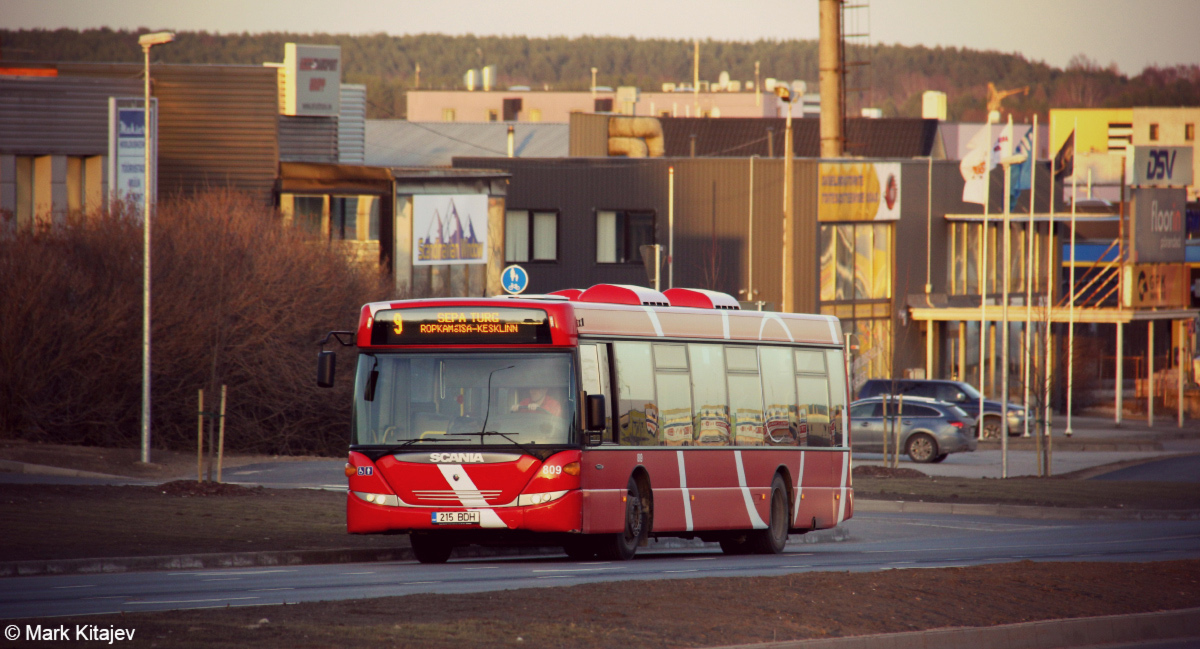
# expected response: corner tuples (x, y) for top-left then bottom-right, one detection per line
(352, 352), (575, 447)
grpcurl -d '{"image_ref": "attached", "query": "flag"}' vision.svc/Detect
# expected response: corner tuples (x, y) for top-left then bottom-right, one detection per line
(1054, 130), (1074, 179)
(960, 125), (996, 205)
(1009, 128), (1033, 211)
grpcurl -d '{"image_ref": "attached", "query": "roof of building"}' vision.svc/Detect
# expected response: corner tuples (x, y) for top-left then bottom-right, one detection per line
(365, 121), (568, 167)
(655, 116), (944, 159)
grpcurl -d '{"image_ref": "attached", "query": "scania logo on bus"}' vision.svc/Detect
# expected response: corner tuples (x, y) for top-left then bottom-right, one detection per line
(430, 452), (485, 463)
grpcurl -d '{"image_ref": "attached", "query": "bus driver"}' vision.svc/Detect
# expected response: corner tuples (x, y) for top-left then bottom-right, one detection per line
(512, 388), (562, 416)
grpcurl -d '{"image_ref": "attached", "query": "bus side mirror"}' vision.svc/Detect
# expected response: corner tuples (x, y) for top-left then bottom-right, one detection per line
(317, 351), (336, 388)
(585, 394), (606, 432)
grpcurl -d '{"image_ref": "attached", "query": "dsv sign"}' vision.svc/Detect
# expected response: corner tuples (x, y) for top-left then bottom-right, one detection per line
(1145, 149), (1179, 180)
(1123, 264), (1187, 308)
(1127, 146), (1193, 187)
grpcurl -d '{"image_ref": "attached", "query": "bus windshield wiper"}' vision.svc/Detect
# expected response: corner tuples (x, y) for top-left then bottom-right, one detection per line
(394, 436), (472, 448)
(470, 430), (537, 457)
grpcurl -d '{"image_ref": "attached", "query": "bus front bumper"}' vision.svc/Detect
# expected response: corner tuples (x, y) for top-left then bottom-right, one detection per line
(346, 489), (583, 535)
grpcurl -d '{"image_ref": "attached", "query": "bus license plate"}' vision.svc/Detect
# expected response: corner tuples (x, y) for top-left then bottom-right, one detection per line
(432, 511), (480, 525)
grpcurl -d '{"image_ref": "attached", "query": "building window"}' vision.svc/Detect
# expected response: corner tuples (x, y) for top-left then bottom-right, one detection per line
(596, 210), (654, 263)
(594, 98), (613, 113)
(293, 195), (325, 235)
(819, 222), (891, 302)
(1149, 123), (1159, 141)
(486, 109), (499, 122)
(505, 210), (557, 262)
(1186, 123), (1195, 141)
(502, 98), (523, 122)
(529, 108), (542, 123)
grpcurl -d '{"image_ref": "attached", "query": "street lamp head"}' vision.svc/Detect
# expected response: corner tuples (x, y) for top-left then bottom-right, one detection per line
(773, 85), (792, 102)
(138, 31), (175, 47)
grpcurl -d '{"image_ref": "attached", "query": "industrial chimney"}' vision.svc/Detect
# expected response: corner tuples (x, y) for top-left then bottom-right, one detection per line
(819, 0), (844, 157)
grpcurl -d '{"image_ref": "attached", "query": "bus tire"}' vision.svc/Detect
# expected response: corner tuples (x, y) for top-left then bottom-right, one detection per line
(596, 476), (649, 560)
(410, 533), (453, 564)
(747, 474), (789, 554)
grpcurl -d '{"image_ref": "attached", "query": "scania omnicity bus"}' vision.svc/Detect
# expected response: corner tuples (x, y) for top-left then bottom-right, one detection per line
(317, 284), (852, 563)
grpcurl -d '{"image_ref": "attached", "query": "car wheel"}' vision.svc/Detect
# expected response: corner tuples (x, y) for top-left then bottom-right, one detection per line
(747, 474), (789, 554)
(906, 433), (939, 463)
(595, 476), (649, 560)
(978, 416), (1002, 440)
(931, 453), (949, 463)
(410, 533), (453, 564)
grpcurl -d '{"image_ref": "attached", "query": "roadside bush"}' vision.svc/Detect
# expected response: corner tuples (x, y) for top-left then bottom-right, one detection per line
(0, 191), (391, 455)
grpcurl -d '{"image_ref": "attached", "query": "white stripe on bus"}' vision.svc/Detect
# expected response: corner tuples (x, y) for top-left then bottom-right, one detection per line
(677, 451), (693, 532)
(793, 450), (805, 525)
(826, 315), (840, 345)
(436, 464), (506, 528)
(836, 451), (849, 525)
(734, 451), (768, 529)
(721, 311), (730, 339)
(641, 306), (665, 337)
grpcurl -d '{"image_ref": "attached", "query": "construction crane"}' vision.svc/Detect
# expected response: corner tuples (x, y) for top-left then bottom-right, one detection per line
(987, 82), (1029, 115)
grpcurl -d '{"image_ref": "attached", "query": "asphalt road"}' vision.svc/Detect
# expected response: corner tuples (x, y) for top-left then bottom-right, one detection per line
(3, 513), (1198, 620)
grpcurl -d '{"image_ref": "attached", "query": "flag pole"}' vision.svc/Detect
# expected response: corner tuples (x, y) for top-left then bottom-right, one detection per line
(979, 120), (991, 440)
(1024, 115), (1037, 439)
(1066, 116), (1078, 439)
(1001, 114), (1012, 478)
(1043, 117), (1057, 477)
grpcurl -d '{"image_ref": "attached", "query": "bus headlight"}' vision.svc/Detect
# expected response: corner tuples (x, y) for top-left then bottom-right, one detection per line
(518, 490), (569, 507)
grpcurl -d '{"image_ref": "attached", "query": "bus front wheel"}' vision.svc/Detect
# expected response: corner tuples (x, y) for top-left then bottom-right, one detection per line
(595, 476), (649, 560)
(410, 533), (453, 564)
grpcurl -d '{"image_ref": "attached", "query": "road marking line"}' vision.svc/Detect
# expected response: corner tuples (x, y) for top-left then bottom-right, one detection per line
(128, 596), (259, 605)
(401, 581), (439, 585)
(202, 578), (241, 581)
(537, 576), (570, 579)
(531, 567), (615, 573)
(663, 569), (699, 573)
(461, 566), (499, 570)
(169, 569), (295, 576)
(250, 588), (294, 592)
(343, 572), (375, 575)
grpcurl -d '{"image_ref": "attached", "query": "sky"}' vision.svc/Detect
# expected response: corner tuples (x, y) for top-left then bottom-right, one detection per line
(4, 0), (1199, 75)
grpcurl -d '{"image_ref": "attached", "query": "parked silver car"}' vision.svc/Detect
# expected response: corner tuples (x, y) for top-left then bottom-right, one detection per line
(849, 395), (978, 463)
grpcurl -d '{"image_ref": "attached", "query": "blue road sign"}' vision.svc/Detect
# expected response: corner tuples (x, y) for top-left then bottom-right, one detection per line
(501, 265), (529, 294)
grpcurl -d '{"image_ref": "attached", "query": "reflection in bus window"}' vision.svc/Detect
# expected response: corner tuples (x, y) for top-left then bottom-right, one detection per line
(615, 342), (657, 446)
(688, 344), (729, 446)
(827, 348), (848, 447)
(727, 345), (764, 446)
(654, 344), (692, 445)
(795, 351), (830, 447)
(759, 346), (798, 445)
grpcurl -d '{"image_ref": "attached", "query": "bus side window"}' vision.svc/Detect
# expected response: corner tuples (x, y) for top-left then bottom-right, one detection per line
(726, 345), (765, 446)
(826, 349), (848, 447)
(795, 350), (830, 447)
(688, 344), (730, 447)
(653, 344), (692, 446)
(758, 346), (798, 446)
(613, 341), (657, 446)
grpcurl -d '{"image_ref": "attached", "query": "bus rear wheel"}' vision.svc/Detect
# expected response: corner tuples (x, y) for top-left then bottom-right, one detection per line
(410, 533), (453, 564)
(747, 474), (789, 554)
(595, 476), (648, 561)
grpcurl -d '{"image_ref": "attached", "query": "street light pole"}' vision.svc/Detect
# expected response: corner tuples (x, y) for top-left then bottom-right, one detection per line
(138, 31), (174, 465)
(776, 86), (796, 312)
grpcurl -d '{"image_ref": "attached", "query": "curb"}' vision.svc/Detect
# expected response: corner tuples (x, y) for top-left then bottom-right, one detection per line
(703, 606), (1200, 649)
(854, 498), (1200, 520)
(0, 460), (134, 481)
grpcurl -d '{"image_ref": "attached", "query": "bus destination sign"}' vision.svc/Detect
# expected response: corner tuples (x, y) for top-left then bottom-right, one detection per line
(370, 307), (552, 345)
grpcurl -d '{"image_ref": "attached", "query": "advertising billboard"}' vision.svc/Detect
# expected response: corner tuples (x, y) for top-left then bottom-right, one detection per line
(283, 43), (341, 117)
(1125, 146), (1193, 188)
(106, 97), (157, 217)
(818, 162), (901, 222)
(412, 195), (489, 266)
(1122, 264), (1190, 308)
(1130, 187), (1186, 263)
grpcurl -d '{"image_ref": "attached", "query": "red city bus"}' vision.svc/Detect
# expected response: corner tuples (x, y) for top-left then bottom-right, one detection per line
(318, 284), (852, 563)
